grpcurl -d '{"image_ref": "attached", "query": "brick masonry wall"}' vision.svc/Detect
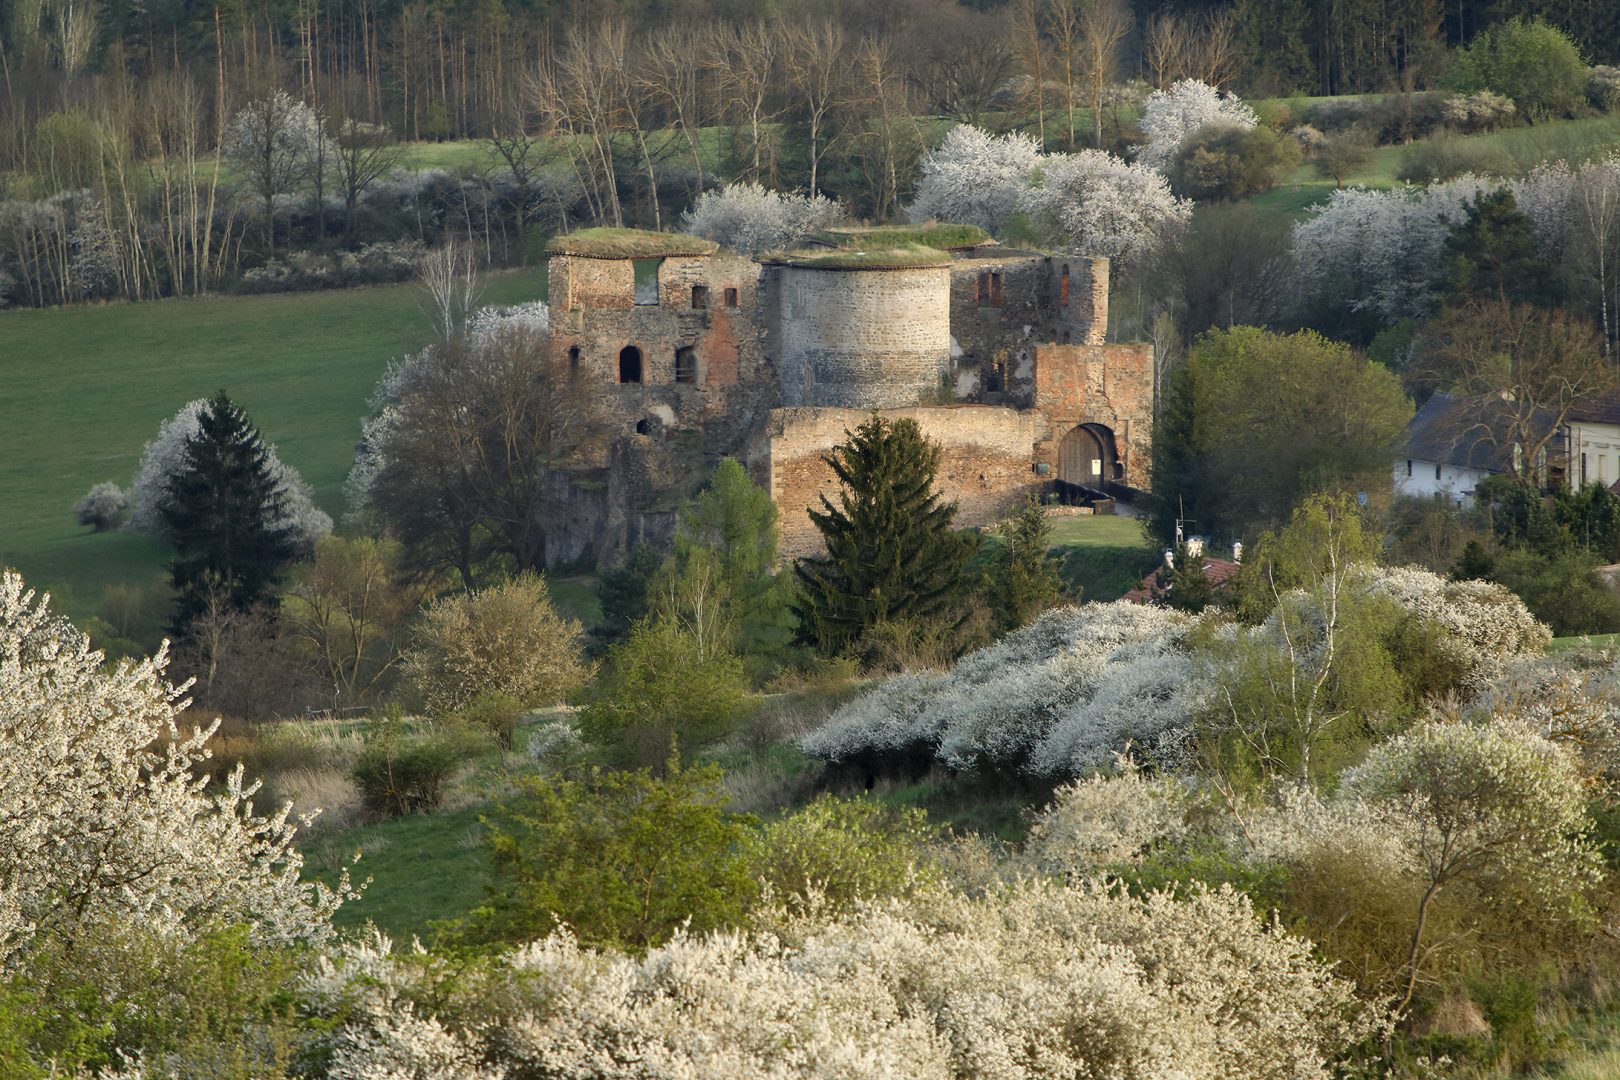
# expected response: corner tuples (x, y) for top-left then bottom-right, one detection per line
(1031, 342), (1154, 489)
(772, 266), (951, 408)
(757, 405), (1050, 559)
(547, 252), (769, 437)
(947, 253), (1108, 406)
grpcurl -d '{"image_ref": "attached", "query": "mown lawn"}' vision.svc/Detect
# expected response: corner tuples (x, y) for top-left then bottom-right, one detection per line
(0, 267), (547, 619)
(1045, 512), (1159, 603)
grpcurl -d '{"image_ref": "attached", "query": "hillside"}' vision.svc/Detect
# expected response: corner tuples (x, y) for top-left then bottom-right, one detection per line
(0, 267), (547, 619)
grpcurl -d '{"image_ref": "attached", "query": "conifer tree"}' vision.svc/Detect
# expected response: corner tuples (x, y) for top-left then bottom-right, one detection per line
(990, 494), (1066, 629)
(794, 415), (977, 654)
(160, 391), (297, 633)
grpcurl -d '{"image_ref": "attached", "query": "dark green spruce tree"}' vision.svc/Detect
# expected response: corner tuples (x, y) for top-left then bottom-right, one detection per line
(794, 415), (977, 655)
(160, 391), (297, 633)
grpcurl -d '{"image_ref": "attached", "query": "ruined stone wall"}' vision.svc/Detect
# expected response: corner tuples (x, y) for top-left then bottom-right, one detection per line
(947, 253), (1109, 406)
(546, 252), (777, 456)
(1032, 342), (1154, 489)
(757, 405), (1049, 558)
(769, 266), (951, 408)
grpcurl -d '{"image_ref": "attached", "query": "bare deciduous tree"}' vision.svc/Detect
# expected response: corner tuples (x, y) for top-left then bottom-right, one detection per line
(419, 241), (482, 341)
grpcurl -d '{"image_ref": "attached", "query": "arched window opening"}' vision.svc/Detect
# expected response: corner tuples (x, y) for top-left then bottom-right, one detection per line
(674, 345), (698, 384)
(567, 344), (582, 369)
(619, 345), (643, 384)
(635, 418), (652, 435)
(1059, 263), (1071, 306)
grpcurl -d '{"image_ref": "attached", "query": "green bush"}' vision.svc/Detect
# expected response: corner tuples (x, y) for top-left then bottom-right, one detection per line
(351, 723), (464, 818)
(1396, 135), (1512, 183)
(1449, 18), (1589, 123)
(1169, 124), (1302, 201)
(747, 795), (938, 916)
(578, 617), (751, 768)
(1490, 550), (1620, 636)
(453, 690), (525, 751)
(474, 763), (757, 951)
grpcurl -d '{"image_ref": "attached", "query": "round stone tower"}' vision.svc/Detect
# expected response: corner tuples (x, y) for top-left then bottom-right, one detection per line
(767, 248), (952, 408)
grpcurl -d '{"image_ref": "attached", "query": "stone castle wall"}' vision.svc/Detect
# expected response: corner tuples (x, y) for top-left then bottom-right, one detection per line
(946, 253), (1108, 405)
(769, 265), (952, 408)
(1032, 342), (1154, 489)
(757, 405), (1049, 559)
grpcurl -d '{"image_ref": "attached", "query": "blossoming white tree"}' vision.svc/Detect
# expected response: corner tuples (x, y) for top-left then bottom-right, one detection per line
(1135, 78), (1258, 171)
(127, 398), (332, 552)
(1017, 150), (1192, 263)
(907, 125), (1044, 236)
(681, 181), (843, 254)
(222, 90), (326, 251)
(0, 571), (350, 969)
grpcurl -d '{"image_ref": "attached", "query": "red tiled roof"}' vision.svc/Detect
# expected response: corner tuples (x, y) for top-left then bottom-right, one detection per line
(1122, 558), (1241, 604)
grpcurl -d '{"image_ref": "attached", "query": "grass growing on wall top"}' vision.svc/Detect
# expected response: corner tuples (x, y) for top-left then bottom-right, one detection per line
(0, 267), (548, 619)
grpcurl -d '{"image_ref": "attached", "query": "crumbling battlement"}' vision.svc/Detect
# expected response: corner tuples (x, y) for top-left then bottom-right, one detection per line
(538, 226), (1148, 565)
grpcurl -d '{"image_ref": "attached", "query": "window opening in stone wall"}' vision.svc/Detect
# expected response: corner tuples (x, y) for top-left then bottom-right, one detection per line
(674, 345), (698, 384)
(633, 258), (662, 305)
(724, 287), (739, 307)
(1060, 264), (1071, 306)
(568, 345), (582, 369)
(636, 418), (651, 434)
(991, 271), (1004, 306)
(977, 271), (990, 305)
(692, 285), (709, 309)
(619, 345), (643, 383)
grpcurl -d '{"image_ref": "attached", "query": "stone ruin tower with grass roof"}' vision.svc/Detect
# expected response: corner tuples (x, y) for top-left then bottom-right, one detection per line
(541, 223), (1153, 563)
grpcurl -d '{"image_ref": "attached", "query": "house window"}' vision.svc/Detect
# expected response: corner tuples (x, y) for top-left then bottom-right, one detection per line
(1405, 460), (1412, 478)
(619, 345), (643, 383)
(692, 284), (709, 309)
(1582, 452), (1589, 486)
(632, 258), (661, 305)
(1435, 463), (1443, 481)
(724, 287), (739, 307)
(674, 345), (697, 384)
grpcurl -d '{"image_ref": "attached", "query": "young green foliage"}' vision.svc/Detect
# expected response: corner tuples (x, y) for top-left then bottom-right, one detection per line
(474, 764), (757, 952)
(989, 495), (1065, 630)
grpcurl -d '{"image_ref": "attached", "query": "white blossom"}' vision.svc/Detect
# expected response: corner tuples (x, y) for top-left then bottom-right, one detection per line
(802, 603), (1205, 777)
(1017, 150), (1192, 263)
(1026, 763), (1194, 874)
(1361, 565), (1549, 690)
(681, 182), (844, 254)
(907, 126), (1044, 237)
(1136, 79), (1259, 172)
(126, 398), (333, 551)
(304, 883), (1372, 1079)
(0, 571), (351, 968)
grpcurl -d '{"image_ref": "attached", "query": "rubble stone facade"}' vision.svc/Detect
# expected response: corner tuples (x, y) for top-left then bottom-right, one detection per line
(541, 230), (1153, 565)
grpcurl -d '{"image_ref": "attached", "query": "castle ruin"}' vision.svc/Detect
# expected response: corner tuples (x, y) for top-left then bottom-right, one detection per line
(541, 224), (1154, 564)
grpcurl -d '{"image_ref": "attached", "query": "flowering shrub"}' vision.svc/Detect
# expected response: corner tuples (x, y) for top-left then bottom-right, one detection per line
(0, 571), (350, 968)
(1136, 79), (1258, 172)
(1361, 565), (1549, 690)
(681, 182), (843, 254)
(1025, 764), (1192, 875)
(304, 881), (1372, 1078)
(801, 603), (1206, 777)
(127, 398), (333, 552)
(403, 573), (587, 713)
(908, 125), (1044, 236)
(73, 480), (128, 531)
(1442, 90), (1517, 132)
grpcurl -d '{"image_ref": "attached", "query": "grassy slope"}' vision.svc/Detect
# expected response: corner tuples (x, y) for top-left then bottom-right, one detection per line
(0, 267), (547, 618)
(1046, 513), (1159, 603)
